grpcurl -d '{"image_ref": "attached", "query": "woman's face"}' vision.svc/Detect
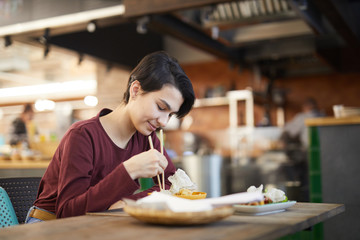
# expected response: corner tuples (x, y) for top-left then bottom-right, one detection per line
(129, 83), (184, 136)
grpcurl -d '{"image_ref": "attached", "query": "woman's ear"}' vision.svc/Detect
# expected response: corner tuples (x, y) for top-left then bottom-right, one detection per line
(129, 80), (142, 99)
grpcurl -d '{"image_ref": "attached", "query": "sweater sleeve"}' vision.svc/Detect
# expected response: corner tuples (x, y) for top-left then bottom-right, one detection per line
(56, 129), (139, 218)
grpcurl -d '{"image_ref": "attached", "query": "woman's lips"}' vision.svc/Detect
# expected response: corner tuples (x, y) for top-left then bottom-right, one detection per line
(148, 121), (157, 131)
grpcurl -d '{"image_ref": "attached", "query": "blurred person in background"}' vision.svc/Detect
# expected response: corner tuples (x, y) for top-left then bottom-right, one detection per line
(9, 103), (36, 147)
(280, 98), (324, 201)
(282, 97), (324, 149)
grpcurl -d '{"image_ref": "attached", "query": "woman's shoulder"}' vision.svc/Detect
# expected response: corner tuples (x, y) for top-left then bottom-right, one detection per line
(70, 109), (110, 131)
(70, 117), (97, 131)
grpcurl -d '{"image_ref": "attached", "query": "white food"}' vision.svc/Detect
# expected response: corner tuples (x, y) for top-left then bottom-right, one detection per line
(167, 168), (197, 194)
(264, 188), (286, 203)
(247, 184), (263, 194)
(247, 184), (286, 203)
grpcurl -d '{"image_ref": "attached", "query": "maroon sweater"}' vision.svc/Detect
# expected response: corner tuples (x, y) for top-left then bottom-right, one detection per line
(34, 109), (176, 218)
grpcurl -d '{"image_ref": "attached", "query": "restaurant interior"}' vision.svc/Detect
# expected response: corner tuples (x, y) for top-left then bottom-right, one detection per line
(0, 0), (359, 239)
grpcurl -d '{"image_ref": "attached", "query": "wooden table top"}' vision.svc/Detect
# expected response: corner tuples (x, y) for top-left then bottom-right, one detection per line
(0, 202), (344, 240)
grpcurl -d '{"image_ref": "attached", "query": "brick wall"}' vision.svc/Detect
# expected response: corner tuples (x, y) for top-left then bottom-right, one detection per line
(161, 59), (360, 157)
(181, 59), (360, 129)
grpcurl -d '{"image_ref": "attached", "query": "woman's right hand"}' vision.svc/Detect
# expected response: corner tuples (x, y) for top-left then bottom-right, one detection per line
(123, 149), (168, 180)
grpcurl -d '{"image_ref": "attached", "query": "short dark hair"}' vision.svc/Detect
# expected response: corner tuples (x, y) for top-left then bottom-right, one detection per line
(123, 51), (195, 118)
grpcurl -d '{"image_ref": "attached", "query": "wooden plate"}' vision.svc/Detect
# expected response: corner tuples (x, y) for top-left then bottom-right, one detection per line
(124, 205), (234, 225)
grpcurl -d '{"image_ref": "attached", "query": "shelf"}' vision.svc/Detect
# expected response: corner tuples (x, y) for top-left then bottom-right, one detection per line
(193, 97), (229, 108)
(305, 116), (360, 126)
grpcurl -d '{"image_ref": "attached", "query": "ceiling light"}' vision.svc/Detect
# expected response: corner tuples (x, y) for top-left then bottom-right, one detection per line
(84, 95), (98, 107)
(87, 21), (97, 33)
(35, 99), (55, 111)
(211, 26), (219, 39)
(136, 16), (149, 34)
(0, 79), (97, 104)
(0, 5), (125, 37)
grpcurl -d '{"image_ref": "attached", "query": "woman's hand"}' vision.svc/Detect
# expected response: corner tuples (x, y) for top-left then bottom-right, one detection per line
(108, 200), (126, 210)
(123, 149), (168, 180)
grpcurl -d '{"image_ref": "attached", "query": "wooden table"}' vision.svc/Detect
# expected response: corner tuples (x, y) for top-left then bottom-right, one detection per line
(0, 203), (344, 240)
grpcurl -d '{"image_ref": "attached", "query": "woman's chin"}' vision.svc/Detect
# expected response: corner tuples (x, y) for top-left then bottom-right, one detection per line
(138, 128), (153, 136)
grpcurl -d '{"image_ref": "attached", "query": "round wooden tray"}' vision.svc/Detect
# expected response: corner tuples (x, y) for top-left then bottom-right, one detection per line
(124, 205), (234, 225)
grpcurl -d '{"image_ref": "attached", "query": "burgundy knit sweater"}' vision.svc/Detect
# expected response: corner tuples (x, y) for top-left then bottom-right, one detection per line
(34, 109), (176, 218)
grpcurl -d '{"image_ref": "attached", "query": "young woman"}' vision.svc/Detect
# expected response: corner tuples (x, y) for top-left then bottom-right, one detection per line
(25, 51), (195, 223)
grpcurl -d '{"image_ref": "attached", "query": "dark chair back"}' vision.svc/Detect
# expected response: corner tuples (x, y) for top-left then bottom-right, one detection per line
(0, 177), (41, 223)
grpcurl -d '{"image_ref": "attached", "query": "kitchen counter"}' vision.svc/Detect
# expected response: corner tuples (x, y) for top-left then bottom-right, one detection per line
(0, 160), (50, 169)
(305, 115), (360, 126)
(0, 159), (50, 178)
(306, 116), (360, 239)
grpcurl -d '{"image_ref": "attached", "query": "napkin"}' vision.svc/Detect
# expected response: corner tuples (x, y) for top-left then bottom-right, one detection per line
(124, 191), (264, 212)
(124, 192), (212, 212)
(200, 192), (264, 207)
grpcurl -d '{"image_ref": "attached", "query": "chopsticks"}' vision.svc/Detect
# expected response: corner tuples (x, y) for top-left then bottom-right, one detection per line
(159, 129), (165, 190)
(148, 130), (165, 191)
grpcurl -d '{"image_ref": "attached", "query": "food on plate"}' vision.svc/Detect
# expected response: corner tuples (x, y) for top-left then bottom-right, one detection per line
(174, 190), (207, 200)
(151, 168), (207, 199)
(176, 188), (193, 196)
(263, 187), (288, 203)
(168, 168), (197, 194)
(242, 184), (288, 205)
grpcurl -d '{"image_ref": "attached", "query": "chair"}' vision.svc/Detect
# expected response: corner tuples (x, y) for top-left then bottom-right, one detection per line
(0, 187), (19, 227)
(0, 177), (41, 224)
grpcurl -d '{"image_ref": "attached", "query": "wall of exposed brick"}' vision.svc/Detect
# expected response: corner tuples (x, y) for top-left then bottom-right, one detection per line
(163, 59), (360, 157)
(181, 58), (360, 129)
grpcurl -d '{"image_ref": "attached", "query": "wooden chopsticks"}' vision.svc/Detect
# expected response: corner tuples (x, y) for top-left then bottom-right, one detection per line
(159, 129), (165, 190)
(148, 130), (165, 191)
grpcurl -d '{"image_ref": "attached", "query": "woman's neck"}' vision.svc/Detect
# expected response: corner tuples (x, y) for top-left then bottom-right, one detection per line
(100, 104), (135, 149)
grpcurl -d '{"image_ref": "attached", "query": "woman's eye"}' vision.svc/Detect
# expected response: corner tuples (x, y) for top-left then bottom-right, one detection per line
(157, 104), (165, 111)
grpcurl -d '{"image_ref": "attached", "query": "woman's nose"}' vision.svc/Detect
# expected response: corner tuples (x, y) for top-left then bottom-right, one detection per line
(157, 113), (169, 128)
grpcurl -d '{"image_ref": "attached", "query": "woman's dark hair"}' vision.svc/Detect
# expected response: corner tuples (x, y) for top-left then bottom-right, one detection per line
(123, 51), (195, 118)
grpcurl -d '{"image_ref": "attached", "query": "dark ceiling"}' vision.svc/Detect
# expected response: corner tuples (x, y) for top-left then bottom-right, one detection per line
(49, 22), (163, 69)
(5, 0), (360, 79)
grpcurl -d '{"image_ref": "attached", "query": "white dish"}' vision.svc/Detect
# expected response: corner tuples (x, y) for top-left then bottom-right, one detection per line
(233, 201), (296, 215)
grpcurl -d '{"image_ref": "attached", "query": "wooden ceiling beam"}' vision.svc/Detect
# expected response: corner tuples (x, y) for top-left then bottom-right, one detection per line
(148, 14), (239, 61)
(123, 0), (233, 18)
